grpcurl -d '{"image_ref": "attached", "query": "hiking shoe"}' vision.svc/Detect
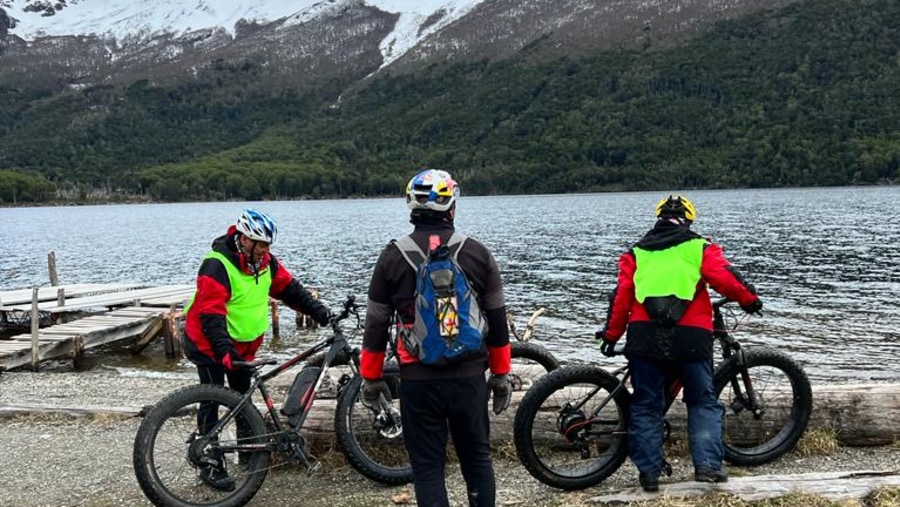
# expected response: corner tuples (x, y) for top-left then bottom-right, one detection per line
(694, 467), (728, 483)
(639, 473), (659, 492)
(199, 462), (236, 491)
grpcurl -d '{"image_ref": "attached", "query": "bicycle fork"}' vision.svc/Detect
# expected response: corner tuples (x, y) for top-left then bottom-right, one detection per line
(727, 346), (765, 419)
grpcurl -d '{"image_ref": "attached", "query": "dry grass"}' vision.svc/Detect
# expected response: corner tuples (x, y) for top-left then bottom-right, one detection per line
(794, 427), (841, 457)
(864, 487), (900, 507)
(664, 435), (690, 458)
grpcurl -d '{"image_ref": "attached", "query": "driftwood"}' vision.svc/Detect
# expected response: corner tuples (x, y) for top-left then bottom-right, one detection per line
(662, 383), (900, 447)
(589, 469), (900, 504)
(1, 381), (897, 449)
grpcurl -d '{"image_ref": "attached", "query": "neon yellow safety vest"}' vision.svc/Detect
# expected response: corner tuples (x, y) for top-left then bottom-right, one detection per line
(186, 250), (273, 342)
(633, 238), (706, 303)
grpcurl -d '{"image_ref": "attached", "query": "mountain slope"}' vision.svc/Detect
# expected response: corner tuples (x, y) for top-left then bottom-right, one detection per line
(2, 0), (897, 204)
(0, 0), (801, 90)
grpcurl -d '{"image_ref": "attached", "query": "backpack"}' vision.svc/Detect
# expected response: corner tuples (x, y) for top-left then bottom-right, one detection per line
(394, 232), (487, 364)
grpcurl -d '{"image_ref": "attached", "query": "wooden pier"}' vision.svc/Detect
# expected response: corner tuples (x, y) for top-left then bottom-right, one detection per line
(0, 283), (194, 371)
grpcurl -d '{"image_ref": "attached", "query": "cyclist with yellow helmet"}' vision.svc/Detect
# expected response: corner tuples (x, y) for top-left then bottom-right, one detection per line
(597, 195), (762, 492)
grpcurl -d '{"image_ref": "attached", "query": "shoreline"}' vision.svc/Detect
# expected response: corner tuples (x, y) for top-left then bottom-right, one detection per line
(0, 370), (898, 506)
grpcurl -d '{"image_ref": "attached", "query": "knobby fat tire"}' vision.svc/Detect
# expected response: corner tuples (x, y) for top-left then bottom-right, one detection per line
(510, 341), (561, 372)
(714, 347), (813, 466)
(332, 341), (560, 485)
(334, 374), (414, 485)
(133, 384), (270, 507)
(513, 365), (630, 490)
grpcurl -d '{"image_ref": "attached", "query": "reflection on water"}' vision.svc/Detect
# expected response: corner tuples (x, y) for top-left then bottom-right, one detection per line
(5, 187), (899, 383)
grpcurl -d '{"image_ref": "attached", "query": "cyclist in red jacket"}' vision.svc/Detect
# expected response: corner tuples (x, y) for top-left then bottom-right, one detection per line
(183, 208), (332, 491)
(598, 195), (762, 492)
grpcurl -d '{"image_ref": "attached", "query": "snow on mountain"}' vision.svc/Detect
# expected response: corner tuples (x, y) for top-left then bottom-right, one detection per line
(0, 0), (486, 69)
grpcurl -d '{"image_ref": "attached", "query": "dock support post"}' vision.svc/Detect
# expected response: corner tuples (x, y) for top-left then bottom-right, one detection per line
(295, 288), (319, 329)
(57, 288), (65, 307)
(30, 286), (39, 371)
(162, 304), (182, 359)
(48, 251), (59, 287)
(72, 336), (85, 371)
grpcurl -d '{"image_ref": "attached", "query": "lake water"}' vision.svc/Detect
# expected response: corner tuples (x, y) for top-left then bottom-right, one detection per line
(3, 187), (899, 383)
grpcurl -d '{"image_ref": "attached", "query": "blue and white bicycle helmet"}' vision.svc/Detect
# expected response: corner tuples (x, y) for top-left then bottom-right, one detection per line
(406, 169), (460, 212)
(235, 208), (277, 244)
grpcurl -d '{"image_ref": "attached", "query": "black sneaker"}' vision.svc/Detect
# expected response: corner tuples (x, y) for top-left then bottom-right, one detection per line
(639, 473), (659, 492)
(199, 462), (236, 491)
(694, 467), (728, 483)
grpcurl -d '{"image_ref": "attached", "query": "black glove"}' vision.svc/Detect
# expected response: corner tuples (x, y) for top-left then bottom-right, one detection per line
(600, 339), (618, 357)
(740, 298), (763, 314)
(360, 379), (391, 410)
(487, 374), (511, 415)
(596, 330), (617, 357)
(316, 307), (334, 326)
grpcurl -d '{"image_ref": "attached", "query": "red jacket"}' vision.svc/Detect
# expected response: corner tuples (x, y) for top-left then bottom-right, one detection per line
(602, 221), (759, 361)
(184, 226), (329, 366)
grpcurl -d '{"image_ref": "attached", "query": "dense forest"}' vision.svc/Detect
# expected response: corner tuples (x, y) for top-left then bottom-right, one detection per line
(0, 0), (898, 203)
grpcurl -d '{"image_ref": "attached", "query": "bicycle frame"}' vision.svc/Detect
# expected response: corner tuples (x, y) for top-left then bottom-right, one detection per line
(580, 298), (760, 437)
(202, 296), (364, 458)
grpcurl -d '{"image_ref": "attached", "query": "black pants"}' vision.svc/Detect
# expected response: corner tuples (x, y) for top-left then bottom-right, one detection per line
(400, 374), (495, 507)
(196, 364), (252, 434)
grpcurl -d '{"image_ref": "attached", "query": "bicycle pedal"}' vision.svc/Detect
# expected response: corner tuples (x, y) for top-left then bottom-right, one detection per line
(662, 460), (673, 477)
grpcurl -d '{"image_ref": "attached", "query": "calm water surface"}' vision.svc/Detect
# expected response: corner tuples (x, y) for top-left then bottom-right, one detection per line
(3, 187), (899, 383)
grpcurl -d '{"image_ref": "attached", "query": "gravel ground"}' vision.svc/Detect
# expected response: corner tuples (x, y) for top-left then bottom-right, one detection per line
(1, 371), (898, 507)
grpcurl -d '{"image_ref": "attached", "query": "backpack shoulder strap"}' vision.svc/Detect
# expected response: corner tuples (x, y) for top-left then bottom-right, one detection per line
(393, 236), (427, 271)
(446, 232), (469, 260)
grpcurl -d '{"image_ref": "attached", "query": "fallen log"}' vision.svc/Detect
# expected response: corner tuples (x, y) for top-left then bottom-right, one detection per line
(589, 469), (900, 504)
(1, 382), (897, 449)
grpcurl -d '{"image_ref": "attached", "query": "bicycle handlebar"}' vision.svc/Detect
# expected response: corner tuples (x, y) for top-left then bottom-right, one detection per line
(330, 295), (359, 332)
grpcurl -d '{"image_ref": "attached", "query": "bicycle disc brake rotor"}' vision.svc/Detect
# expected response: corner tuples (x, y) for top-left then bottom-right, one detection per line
(374, 409), (403, 439)
(507, 373), (525, 391)
(558, 407), (588, 442)
(187, 433), (221, 469)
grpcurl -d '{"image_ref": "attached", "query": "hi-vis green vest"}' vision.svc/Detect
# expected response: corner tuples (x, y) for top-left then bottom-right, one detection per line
(633, 238), (706, 303)
(186, 250), (272, 342)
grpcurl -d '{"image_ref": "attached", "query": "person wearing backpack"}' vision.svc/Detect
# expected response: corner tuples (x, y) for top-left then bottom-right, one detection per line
(597, 195), (762, 492)
(360, 169), (512, 507)
(183, 208), (334, 491)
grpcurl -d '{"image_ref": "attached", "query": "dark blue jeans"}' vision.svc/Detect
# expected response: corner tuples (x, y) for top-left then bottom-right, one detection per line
(627, 355), (724, 476)
(196, 364), (252, 434)
(399, 374), (495, 507)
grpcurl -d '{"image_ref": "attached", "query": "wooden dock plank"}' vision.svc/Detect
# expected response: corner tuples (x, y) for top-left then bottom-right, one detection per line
(0, 283), (145, 307)
(0, 302), (172, 371)
(1, 285), (193, 313)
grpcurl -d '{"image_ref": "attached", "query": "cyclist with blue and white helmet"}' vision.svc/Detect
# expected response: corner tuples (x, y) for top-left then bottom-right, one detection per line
(183, 208), (333, 491)
(361, 169), (512, 507)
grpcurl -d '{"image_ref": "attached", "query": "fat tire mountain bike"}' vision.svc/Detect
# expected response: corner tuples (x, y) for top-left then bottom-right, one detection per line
(305, 306), (560, 485)
(133, 296), (382, 507)
(513, 298), (813, 491)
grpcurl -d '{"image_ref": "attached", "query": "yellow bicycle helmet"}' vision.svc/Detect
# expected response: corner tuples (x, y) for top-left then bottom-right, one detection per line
(655, 195), (697, 222)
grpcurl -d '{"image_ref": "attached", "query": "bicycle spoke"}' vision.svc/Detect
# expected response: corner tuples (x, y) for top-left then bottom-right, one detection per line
(345, 395), (408, 468)
(721, 364), (795, 454)
(528, 381), (626, 479)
